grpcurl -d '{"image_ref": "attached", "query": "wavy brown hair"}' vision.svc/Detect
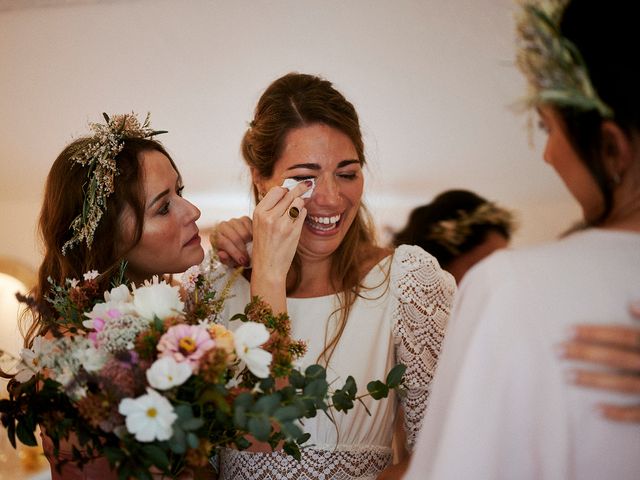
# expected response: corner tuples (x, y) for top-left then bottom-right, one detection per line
(19, 137), (178, 350)
(242, 72), (380, 365)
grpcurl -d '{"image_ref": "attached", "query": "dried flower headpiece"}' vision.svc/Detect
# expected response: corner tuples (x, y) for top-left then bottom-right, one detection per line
(427, 202), (516, 255)
(62, 113), (167, 255)
(515, 0), (613, 118)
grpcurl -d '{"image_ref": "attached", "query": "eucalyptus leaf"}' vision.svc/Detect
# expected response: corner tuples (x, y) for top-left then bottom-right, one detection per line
(385, 364), (406, 389)
(366, 380), (389, 400)
(248, 416), (271, 442)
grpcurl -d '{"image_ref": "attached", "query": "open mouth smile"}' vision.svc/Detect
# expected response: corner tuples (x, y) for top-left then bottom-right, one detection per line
(306, 214), (342, 232)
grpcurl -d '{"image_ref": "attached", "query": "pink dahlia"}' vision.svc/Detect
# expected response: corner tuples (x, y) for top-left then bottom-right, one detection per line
(157, 324), (215, 372)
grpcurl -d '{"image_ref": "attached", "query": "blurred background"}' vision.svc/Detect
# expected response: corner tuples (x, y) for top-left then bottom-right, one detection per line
(0, 1), (581, 475)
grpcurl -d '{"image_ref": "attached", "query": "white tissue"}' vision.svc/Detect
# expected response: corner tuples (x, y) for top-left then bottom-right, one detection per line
(282, 178), (315, 199)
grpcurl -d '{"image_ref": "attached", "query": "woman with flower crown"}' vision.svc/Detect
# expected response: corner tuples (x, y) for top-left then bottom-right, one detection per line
(211, 72), (456, 480)
(393, 189), (516, 284)
(13, 113), (212, 479)
(403, 0), (640, 478)
(2, 114), (262, 480)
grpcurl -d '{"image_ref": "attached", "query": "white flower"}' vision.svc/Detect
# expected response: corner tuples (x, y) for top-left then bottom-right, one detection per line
(133, 280), (184, 321)
(83, 284), (134, 330)
(233, 322), (272, 378)
(73, 344), (107, 372)
(146, 357), (192, 390)
(14, 336), (48, 383)
(83, 270), (100, 281)
(56, 366), (75, 388)
(118, 388), (177, 442)
(181, 265), (201, 293)
(106, 284), (132, 303)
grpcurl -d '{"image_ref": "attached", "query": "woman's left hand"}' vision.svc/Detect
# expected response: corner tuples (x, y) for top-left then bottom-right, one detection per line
(563, 302), (640, 423)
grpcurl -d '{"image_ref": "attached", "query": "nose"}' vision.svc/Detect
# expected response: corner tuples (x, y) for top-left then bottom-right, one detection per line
(183, 198), (201, 224)
(311, 175), (340, 207)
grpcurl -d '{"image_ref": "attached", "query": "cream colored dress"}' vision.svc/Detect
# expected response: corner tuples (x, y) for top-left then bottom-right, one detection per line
(218, 245), (455, 480)
(405, 229), (640, 479)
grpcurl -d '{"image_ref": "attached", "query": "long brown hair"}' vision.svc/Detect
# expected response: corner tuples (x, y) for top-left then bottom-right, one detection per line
(242, 72), (380, 364)
(21, 137), (179, 348)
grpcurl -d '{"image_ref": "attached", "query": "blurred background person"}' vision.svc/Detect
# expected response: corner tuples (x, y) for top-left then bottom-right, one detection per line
(392, 189), (516, 283)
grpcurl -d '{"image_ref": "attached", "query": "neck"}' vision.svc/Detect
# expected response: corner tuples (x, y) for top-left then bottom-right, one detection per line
(288, 255), (334, 297)
(602, 172), (640, 232)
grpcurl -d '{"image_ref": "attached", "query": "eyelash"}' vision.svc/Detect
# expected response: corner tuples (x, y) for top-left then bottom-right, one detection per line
(537, 119), (549, 133)
(158, 186), (185, 215)
(289, 173), (358, 181)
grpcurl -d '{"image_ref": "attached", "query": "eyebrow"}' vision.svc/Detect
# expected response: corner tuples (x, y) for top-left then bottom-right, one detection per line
(148, 189), (170, 209)
(147, 175), (183, 210)
(286, 159), (360, 170)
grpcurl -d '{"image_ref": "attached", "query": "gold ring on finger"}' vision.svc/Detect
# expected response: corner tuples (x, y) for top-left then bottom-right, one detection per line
(288, 206), (300, 220)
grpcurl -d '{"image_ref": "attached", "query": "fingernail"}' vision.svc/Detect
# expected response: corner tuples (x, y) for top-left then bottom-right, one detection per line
(239, 256), (248, 267)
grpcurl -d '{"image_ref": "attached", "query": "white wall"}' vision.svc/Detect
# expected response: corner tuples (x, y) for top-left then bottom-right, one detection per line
(0, 0), (581, 271)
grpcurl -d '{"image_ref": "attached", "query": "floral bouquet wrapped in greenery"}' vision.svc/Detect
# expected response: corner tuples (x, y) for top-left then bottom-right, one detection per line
(1, 254), (405, 479)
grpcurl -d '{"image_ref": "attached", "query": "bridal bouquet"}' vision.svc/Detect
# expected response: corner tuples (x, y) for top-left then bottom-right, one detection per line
(1, 254), (405, 479)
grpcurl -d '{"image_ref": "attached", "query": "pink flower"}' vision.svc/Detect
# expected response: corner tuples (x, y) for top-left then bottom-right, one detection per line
(157, 325), (215, 372)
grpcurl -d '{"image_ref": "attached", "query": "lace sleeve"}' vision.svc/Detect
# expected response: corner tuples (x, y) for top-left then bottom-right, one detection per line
(391, 245), (456, 451)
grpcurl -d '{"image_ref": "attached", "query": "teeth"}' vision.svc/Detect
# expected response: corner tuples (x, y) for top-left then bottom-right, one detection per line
(309, 214), (341, 225)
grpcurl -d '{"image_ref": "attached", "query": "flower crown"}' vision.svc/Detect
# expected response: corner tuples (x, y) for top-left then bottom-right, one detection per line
(62, 113), (167, 255)
(427, 202), (516, 255)
(515, 0), (613, 118)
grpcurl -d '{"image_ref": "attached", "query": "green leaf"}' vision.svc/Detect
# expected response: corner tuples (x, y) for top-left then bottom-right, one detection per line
(141, 444), (170, 470)
(280, 421), (303, 440)
(234, 392), (254, 409)
(260, 377), (275, 391)
(303, 379), (328, 399)
(385, 364), (406, 388)
(16, 420), (37, 447)
(234, 405), (248, 429)
(103, 446), (125, 465)
(235, 436), (251, 450)
(230, 313), (247, 322)
(331, 390), (354, 412)
(181, 417), (204, 431)
(283, 441), (301, 461)
(273, 405), (302, 423)
(342, 375), (357, 397)
(304, 364), (326, 381)
(248, 416), (272, 442)
(253, 393), (281, 415)
(297, 432), (311, 444)
(169, 428), (187, 454)
(186, 432), (199, 449)
(289, 369), (305, 389)
(366, 380), (389, 400)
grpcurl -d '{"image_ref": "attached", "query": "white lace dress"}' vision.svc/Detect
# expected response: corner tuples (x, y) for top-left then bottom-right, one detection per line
(218, 245), (455, 480)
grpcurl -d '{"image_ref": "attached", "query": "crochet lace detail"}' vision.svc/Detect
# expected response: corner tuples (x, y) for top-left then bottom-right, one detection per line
(219, 446), (392, 480)
(391, 245), (455, 450)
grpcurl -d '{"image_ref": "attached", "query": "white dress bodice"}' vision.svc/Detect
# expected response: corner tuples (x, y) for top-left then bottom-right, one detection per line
(219, 245), (455, 480)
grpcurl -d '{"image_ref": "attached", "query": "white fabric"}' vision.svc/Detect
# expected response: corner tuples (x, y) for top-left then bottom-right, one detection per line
(405, 229), (640, 480)
(219, 245), (455, 480)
